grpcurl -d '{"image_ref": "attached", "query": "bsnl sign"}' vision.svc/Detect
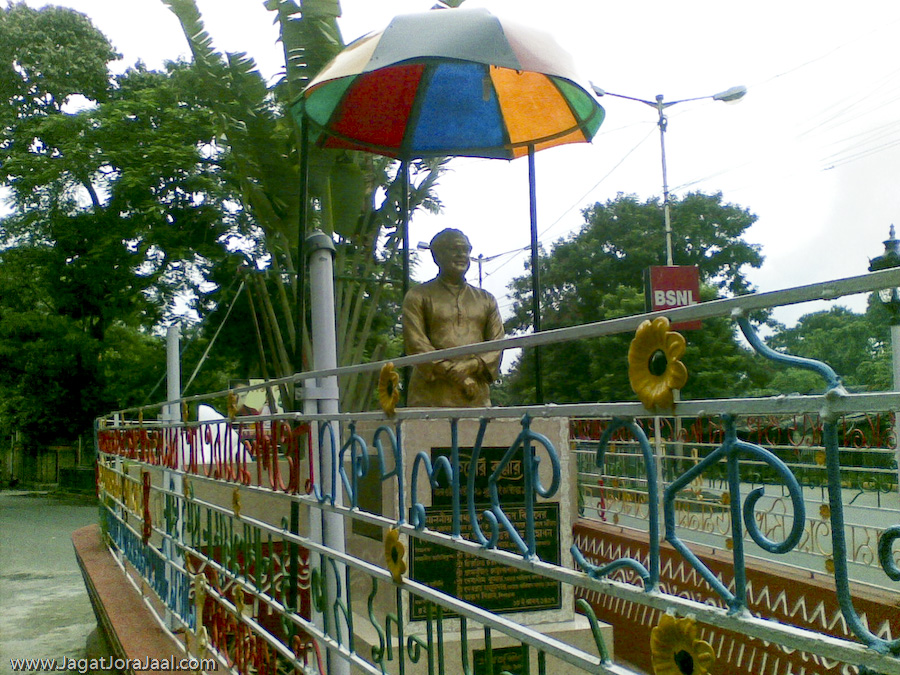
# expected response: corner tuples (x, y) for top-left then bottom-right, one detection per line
(644, 265), (701, 331)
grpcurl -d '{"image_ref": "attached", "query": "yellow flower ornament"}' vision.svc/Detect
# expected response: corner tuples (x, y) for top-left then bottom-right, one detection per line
(384, 527), (407, 584)
(650, 612), (715, 675)
(378, 362), (401, 417)
(628, 317), (688, 411)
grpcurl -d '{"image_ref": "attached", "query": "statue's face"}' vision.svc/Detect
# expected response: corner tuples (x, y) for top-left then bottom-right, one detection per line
(433, 235), (472, 279)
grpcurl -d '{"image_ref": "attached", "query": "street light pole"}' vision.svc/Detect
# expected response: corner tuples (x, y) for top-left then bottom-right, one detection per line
(656, 95), (674, 266)
(592, 85), (747, 266)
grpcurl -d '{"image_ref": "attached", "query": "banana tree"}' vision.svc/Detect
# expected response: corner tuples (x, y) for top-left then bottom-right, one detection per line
(162, 0), (448, 411)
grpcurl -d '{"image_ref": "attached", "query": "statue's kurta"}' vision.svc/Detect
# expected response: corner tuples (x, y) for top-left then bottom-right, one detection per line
(402, 277), (504, 407)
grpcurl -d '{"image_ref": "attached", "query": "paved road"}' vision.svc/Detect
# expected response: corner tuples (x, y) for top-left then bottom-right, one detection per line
(0, 492), (99, 674)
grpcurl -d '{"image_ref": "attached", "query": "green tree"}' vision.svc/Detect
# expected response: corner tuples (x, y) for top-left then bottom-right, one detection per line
(0, 0), (450, 452)
(501, 192), (767, 404)
(0, 4), (246, 444)
(1, 56), (246, 333)
(756, 302), (892, 395)
(163, 0), (448, 411)
(0, 2), (115, 124)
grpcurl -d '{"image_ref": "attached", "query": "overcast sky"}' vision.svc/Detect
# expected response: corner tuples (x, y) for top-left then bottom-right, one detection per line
(19, 0), (900, 327)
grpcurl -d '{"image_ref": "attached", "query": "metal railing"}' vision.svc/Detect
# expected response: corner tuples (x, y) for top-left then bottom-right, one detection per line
(574, 413), (900, 583)
(92, 257), (900, 675)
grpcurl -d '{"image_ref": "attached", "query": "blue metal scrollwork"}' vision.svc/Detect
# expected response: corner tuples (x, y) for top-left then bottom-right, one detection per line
(338, 422), (368, 509)
(570, 418), (658, 589)
(486, 415), (560, 560)
(879, 525), (900, 582)
(739, 313), (900, 654)
(372, 422), (405, 525)
(665, 414), (806, 614)
(822, 421), (900, 654)
(408, 415), (561, 561)
(409, 421), (455, 531)
(736, 312), (841, 392)
(314, 421), (338, 506)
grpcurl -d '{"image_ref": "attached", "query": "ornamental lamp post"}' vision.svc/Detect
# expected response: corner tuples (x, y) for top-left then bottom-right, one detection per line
(868, 225), (900, 494)
(868, 225), (900, 324)
(591, 85), (747, 266)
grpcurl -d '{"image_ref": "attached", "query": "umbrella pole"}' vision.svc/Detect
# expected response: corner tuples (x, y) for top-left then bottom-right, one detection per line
(528, 145), (544, 404)
(288, 112), (310, 620)
(295, 115), (309, 376)
(401, 160), (411, 401)
(401, 159), (410, 301)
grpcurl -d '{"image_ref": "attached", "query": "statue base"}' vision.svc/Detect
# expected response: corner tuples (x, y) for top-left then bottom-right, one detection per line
(350, 610), (609, 675)
(344, 416), (613, 666)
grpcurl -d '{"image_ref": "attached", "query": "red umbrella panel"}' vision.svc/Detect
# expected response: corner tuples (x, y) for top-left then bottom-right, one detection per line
(296, 8), (604, 160)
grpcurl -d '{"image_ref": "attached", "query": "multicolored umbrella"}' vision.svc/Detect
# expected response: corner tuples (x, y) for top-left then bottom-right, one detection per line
(294, 7), (604, 403)
(296, 7), (604, 160)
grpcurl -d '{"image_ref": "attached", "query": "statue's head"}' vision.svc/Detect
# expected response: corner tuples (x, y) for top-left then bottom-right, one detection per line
(430, 228), (472, 281)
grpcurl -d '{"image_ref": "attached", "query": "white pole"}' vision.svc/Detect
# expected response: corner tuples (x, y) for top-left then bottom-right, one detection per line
(166, 324), (181, 429)
(656, 95), (674, 267)
(306, 231), (349, 675)
(164, 324), (183, 628)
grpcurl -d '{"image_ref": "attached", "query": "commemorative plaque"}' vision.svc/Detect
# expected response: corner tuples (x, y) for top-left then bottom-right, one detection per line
(409, 446), (562, 619)
(345, 418), (612, 674)
(472, 646), (524, 675)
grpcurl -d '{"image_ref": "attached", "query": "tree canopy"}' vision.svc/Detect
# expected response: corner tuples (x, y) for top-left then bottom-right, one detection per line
(500, 192), (768, 404)
(0, 4), (258, 444)
(756, 301), (893, 395)
(0, 0), (448, 448)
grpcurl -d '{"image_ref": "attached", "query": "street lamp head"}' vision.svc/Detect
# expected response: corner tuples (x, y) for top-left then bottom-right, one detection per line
(712, 85), (747, 103)
(591, 84), (747, 107)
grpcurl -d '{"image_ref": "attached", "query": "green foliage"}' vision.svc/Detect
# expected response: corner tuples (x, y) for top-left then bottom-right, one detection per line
(0, 4), (248, 445)
(0, 308), (104, 446)
(162, 0), (449, 411)
(1, 54), (245, 323)
(98, 324), (167, 409)
(753, 303), (892, 395)
(0, 0), (449, 449)
(501, 192), (766, 404)
(502, 190), (895, 403)
(0, 2), (117, 122)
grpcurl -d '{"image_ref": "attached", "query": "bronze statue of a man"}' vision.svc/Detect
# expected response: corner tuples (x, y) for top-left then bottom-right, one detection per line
(402, 229), (504, 407)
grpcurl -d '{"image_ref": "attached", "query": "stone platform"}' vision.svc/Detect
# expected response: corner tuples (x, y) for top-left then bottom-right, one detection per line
(72, 524), (188, 675)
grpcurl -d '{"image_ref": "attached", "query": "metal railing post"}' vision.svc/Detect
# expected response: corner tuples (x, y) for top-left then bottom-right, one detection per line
(306, 231), (349, 675)
(163, 323), (184, 629)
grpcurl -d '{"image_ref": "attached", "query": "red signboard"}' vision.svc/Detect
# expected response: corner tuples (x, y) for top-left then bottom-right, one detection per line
(645, 265), (701, 331)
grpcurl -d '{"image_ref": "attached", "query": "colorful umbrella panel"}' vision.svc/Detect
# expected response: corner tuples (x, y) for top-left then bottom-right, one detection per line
(298, 8), (604, 160)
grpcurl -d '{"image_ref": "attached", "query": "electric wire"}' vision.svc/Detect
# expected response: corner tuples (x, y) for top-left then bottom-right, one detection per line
(182, 280), (246, 395)
(477, 21), (900, 317)
(670, 18), (900, 195)
(143, 274), (245, 404)
(481, 125), (658, 282)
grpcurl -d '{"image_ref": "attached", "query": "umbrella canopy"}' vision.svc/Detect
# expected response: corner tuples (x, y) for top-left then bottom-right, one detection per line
(296, 7), (604, 160)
